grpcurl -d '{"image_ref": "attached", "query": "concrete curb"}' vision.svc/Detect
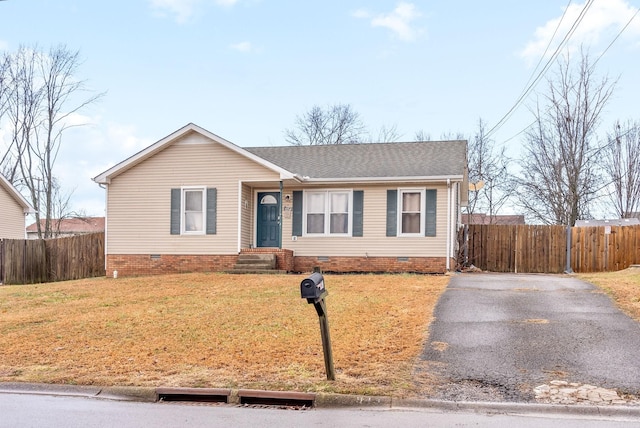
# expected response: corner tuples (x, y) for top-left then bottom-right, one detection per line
(1, 383), (639, 418)
(391, 397), (640, 418)
(0, 382), (155, 402)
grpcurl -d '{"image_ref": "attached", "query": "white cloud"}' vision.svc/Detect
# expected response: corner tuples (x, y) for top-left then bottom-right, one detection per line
(61, 112), (97, 128)
(0, 40), (8, 51)
(521, 0), (640, 61)
(106, 123), (153, 153)
(149, 0), (200, 23)
(355, 2), (423, 42)
(149, 0), (239, 23)
(230, 41), (253, 52)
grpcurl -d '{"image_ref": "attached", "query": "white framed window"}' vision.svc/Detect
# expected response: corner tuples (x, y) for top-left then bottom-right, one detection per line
(182, 187), (206, 234)
(398, 189), (425, 236)
(304, 190), (352, 236)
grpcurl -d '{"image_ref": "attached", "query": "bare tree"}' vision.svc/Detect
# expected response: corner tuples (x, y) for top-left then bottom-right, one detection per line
(0, 53), (9, 128)
(514, 52), (615, 226)
(371, 124), (402, 142)
(284, 103), (366, 145)
(2, 47), (41, 185)
(602, 120), (640, 218)
(0, 44), (103, 238)
(466, 118), (513, 220)
(414, 129), (431, 142)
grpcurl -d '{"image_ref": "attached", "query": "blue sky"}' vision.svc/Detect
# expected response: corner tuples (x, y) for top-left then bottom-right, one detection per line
(1, 0), (639, 216)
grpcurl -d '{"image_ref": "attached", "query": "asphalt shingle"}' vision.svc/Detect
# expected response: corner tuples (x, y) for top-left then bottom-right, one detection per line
(246, 140), (467, 179)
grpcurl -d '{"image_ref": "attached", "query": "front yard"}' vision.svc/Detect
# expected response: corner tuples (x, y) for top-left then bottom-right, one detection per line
(0, 273), (449, 396)
(578, 268), (640, 321)
(3, 269), (636, 397)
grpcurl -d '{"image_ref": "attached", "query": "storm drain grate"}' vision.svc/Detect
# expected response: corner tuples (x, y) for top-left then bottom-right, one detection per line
(156, 387), (231, 403)
(238, 389), (315, 408)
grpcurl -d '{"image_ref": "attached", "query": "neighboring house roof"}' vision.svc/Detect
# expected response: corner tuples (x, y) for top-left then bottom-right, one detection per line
(575, 218), (640, 227)
(93, 123), (468, 185)
(0, 173), (34, 214)
(245, 140), (467, 182)
(462, 213), (526, 225)
(26, 217), (105, 234)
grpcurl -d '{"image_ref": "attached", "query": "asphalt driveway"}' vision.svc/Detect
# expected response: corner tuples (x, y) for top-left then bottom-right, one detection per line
(418, 273), (640, 402)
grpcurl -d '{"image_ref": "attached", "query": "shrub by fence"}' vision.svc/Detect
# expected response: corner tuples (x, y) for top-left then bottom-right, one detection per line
(0, 232), (105, 285)
(461, 224), (640, 273)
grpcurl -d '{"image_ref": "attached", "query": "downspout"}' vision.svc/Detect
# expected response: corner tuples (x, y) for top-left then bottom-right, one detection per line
(237, 181), (243, 253)
(279, 180), (283, 249)
(446, 179), (451, 271)
(100, 183), (108, 271)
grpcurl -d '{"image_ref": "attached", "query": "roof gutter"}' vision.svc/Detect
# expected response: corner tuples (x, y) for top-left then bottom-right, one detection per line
(293, 175), (464, 184)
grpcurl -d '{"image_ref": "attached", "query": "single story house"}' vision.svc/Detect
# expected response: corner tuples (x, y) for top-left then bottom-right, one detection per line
(26, 217), (105, 239)
(0, 174), (34, 239)
(462, 213), (525, 225)
(575, 218), (640, 227)
(93, 123), (468, 277)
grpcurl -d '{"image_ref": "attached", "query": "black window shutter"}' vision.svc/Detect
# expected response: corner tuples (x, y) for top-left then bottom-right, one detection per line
(206, 188), (217, 235)
(386, 189), (397, 237)
(292, 191), (303, 236)
(425, 189), (437, 237)
(170, 188), (181, 235)
(352, 190), (364, 237)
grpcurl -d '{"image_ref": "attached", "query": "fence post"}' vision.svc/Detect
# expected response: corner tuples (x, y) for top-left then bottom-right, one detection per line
(0, 239), (4, 284)
(463, 224), (469, 266)
(565, 225), (573, 274)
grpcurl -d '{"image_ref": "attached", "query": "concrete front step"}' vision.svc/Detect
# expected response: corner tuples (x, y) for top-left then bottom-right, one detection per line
(227, 269), (287, 275)
(233, 262), (275, 270)
(233, 253), (278, 272)
(237, 254), (277, 262)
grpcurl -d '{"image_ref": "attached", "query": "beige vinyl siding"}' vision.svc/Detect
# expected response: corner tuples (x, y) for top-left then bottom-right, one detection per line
(0, 186), (26, 239)
(106, 133), (280, 254)
(282, 183), (452, 257)
(240, 184), (253, 248)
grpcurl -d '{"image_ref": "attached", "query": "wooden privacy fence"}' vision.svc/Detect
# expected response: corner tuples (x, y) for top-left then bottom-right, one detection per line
(461, 224), (640, 274)
(0, 232), (105, 285)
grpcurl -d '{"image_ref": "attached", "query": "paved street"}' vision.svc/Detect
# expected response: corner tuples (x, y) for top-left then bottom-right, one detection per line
(419, 273), (640, 403)
(1, 392), (639, 428)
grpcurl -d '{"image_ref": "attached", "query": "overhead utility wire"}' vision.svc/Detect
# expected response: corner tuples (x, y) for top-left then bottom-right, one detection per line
(498, 1), (639, 147)
(485, 0), (595, 140)
(590, 6), (640, 70)
(517, 0), (573, 109)
(488, 0), (572, 147)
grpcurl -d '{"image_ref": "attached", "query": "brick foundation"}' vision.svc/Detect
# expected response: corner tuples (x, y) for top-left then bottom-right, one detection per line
(106, 254), (238, 278)
(107, 253), (448, 277)
(293, 256), (448, 274)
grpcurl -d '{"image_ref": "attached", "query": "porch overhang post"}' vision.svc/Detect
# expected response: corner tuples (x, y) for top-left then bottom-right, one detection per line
(279, 180), (283, 249)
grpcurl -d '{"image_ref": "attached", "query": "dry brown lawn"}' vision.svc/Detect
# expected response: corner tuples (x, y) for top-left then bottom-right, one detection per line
(578, 268), (640, 321)
(0, 273), (449, 396)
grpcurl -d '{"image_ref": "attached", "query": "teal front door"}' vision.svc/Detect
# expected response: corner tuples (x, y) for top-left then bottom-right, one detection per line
(257, 192), (280, 248)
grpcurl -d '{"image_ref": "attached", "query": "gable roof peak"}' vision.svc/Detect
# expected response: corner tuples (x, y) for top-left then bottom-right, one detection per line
(93, 122), (295, 184)
(0, 173), (35, 214)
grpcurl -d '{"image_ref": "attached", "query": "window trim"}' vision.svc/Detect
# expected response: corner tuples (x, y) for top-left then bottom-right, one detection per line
(397, 188), (426, 237)
(181, 186), (207, 235)
(302, 189), (353, 237)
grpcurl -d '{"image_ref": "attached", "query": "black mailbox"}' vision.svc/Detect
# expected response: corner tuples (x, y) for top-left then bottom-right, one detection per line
(300, 272), (327, 300)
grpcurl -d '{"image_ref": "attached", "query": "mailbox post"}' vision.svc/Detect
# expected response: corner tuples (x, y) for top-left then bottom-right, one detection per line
(300, 268), (335, 381)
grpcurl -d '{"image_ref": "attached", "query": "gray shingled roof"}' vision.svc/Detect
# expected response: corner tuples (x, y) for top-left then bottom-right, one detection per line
(245, 140), (467, 179)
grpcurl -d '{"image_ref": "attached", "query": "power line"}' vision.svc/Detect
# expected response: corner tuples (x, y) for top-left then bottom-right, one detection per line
(496, 1), (639, 148)
(590, 5), (640, 70)
(485, 0), (595, 140)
